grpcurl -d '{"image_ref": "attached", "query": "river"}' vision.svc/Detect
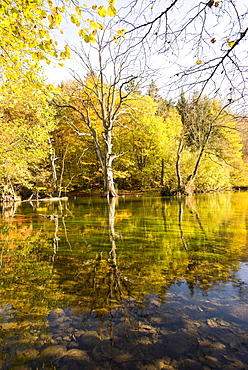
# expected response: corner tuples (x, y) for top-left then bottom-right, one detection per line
(0, 193), (248, 369)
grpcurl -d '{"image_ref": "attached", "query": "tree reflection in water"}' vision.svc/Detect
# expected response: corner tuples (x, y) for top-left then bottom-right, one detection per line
(0, 194), (248, 368)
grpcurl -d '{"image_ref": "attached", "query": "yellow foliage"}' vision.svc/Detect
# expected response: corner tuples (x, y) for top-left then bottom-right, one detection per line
(0, 0), (118, 79)
(98, 6), (107, 17)
(108, 5), (117, 17)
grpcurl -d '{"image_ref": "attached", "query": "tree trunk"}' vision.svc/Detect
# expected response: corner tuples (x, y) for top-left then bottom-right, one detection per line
(48, 138), (58, 196)
(184, 126), (213, 194)
(103, 129), (118, 198)
(161, 158), (165, 187)
(176, 137), (184, 194)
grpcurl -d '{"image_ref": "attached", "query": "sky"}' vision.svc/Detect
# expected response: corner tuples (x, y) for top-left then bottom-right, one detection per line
(42, 0), (248, 109)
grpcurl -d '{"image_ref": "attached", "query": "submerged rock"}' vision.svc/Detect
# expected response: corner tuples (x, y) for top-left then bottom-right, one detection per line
(58, 348), (95, 370)
(165, 332), (199, 359)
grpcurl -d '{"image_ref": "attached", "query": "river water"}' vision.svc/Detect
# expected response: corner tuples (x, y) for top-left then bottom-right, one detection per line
(0, 193), (248, 369)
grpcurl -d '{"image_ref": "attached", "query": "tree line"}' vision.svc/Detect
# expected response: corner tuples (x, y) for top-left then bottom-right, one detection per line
(0, 75), (247, 201)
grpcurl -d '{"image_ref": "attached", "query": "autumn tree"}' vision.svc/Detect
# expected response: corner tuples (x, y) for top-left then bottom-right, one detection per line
(48, 104), (103, 196)
(147, 80), (173, 116)
(0, 80), (57, 200)
(0, 0), (117, 79)
(175, 93), (243, 194)
(53, 24), (148, 198)
(113, 94), (181, 190)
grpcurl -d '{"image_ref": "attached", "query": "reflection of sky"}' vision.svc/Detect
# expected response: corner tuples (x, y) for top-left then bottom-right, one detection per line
(237, 262), (248, 284)
(0, 304), (14, 323)
(167, 277), (248, 328)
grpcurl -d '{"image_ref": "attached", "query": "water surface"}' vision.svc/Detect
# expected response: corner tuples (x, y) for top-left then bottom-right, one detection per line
(0, 193), (248, 369)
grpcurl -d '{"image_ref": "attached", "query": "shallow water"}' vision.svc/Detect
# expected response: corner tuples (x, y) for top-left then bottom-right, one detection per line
(0, 193), (248, 369)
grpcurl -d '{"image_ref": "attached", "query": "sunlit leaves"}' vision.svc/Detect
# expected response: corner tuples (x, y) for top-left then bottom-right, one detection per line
(87, 20), (99, 29)
(196, 60), (202, 64)
(108, 5), (117, 17)
(75, 6), (82, 19)
(0, 0), (118, 81)
(60, 45), (71, 59)
(117, 29), (126, 38)
(0, 79), (57, 190)
(84, 34), (96, 43)
(228, 41), (236, 48)
(98, 5), (107, 17)
(70, 13), (80, 27)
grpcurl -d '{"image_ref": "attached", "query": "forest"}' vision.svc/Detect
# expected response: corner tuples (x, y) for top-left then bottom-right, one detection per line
(1, 0), (248, 201)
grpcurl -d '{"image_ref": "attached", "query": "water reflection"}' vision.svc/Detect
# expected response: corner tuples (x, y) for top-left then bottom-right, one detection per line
(0, 194), (248, 368)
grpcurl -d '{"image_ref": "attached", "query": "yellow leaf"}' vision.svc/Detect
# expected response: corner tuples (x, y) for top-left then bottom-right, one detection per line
(83, 34), (96, 43)
(88, 20), (98, 29)
(58, 63), (64, 67)
(98, 6), (107, 17)
(52, 7), (59, 14)
(108, 0), (116, 4)
(228, 41), (235, 48)
(214, 1), (220, 6)
(196, 60), (202, 64)
(54, 13), (62, 25)
(108, 5), (117, 17)
(78, 29), (86, 37)
(75, 6), (82, 19)
(92, 4), (98, 10)
(98, 22), (104, 30)
(88, 34), (96, 43)
(84, 34), (90, 43)
(117, 29), (126, 36)
(64, 44), (70, 56)
(70, 14), (80, 26)
(113, 35), (118, 43)
(48, 14), (54, 23)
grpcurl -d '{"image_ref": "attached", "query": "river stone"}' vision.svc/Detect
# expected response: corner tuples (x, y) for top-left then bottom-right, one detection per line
(39, 345), (67, 362)
(58, 348), (95, 370)
(50, 308), (66, 318)
(14, 348), (40, 364)
(165, 332), (199, 359)
(78, 330), (100, 350)
(178, 358), (202, 370)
